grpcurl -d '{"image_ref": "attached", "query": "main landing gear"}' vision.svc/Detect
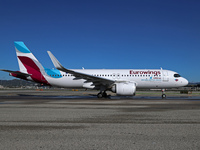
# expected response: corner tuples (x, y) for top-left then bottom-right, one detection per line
(162, 89), (166, 99)
(97, 91), (109, 98)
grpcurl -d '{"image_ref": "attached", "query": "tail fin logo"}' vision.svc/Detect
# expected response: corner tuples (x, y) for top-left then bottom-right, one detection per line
(14, 41), (50, 85)
(14, 41), (31, 53)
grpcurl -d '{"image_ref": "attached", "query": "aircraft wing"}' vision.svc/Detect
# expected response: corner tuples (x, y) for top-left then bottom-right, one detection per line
(47, 51), (115, 87)
(0, 69), (31, 77)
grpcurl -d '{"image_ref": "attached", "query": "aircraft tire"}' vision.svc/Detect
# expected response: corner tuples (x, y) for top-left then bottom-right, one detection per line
(162, 94), (166, 99)
(97, 93), (103, 98)
(97, 92), (108, 98)
(102, 92), (107, 98)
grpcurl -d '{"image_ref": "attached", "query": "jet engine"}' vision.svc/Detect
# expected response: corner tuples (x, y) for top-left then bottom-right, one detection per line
(111, 82), (136, 95)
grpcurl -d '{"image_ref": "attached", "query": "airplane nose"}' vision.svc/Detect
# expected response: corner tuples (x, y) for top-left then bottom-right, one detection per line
(182, 78), (189, 86)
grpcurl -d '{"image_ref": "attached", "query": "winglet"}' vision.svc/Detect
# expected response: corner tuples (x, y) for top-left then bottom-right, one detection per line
(47, 51), (65, 70)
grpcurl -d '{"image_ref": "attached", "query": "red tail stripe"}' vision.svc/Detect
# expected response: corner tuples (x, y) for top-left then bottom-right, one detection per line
(18, 56), (50, 85)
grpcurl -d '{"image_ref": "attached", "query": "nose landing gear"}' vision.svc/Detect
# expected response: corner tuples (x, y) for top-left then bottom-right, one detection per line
(162, 89), (166, 99)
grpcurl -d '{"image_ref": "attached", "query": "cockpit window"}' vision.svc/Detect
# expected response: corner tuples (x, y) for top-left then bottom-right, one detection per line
(174, 74), (181, 78)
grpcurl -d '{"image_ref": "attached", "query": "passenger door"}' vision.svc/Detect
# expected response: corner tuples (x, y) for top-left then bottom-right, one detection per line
(162, 71), (169, 82)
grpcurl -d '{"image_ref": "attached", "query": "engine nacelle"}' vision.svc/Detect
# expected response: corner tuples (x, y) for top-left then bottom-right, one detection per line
(111, 82), (136, 95)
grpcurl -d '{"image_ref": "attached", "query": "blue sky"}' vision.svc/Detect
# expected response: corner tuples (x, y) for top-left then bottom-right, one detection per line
(0, 0), (199, 82)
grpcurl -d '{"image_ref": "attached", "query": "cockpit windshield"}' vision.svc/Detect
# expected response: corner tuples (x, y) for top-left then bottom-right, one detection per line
(174, 74), (181, 78)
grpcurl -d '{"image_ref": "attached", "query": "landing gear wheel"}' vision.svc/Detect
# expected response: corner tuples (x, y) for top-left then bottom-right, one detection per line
(97, 91), (108, 98)
(161, 89), (166, 99)
(97, 93), (103, 98)
(102, 92), (107, 98)
(162, 94), (166, 99)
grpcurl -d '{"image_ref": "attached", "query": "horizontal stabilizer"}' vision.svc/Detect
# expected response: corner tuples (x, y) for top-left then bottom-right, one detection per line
(0, 69), (31, 77)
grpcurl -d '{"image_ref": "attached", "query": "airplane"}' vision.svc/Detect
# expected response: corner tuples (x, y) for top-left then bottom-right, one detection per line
(1, 41), (188, 98)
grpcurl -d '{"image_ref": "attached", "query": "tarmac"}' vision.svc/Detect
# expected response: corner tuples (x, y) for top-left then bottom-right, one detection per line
(0, 89), (200, 150)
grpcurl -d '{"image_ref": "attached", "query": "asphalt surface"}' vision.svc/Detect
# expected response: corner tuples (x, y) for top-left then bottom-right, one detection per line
(0, 90), (200, 150)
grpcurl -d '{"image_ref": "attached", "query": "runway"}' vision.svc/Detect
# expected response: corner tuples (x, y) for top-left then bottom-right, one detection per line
(0, 89), (200, 149)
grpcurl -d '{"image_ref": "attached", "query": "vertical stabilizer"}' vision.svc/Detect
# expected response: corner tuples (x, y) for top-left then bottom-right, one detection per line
(14, 41), (49, 84)
(14, 42), (44, 72)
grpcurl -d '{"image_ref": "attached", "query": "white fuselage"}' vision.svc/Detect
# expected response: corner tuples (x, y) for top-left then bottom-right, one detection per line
(42, 69), (188, 89)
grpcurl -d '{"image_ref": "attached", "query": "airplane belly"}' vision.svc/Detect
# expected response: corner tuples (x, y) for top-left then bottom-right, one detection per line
(46, 77), (84, 88)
